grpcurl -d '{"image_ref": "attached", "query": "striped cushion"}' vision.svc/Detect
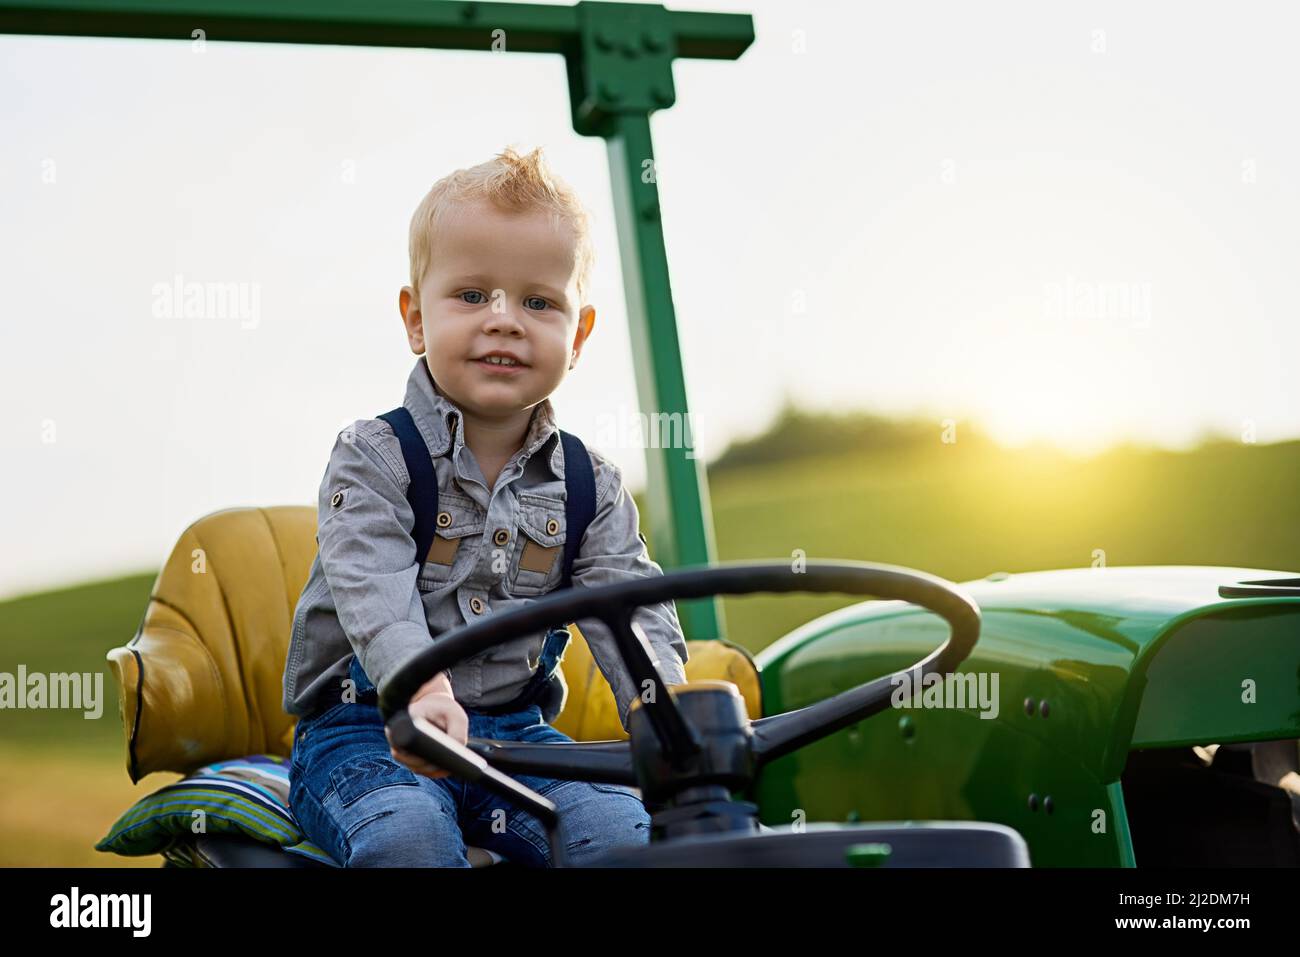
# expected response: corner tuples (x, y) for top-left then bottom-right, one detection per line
(96, 754), (336, 867)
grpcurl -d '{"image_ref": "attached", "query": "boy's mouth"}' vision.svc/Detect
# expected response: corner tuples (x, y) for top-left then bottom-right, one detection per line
(471, 351), (530, 375)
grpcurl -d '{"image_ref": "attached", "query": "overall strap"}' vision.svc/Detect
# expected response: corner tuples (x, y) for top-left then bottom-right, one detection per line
(376, 408), (596, 587)
(376, 406), (439, 566)
(558, 429), (597, 589)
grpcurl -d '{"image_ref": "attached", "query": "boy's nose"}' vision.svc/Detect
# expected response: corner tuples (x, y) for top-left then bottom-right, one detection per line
(482, 309), (526, 333)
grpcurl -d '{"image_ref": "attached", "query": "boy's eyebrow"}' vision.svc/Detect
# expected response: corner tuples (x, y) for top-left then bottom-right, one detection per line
(447, 273), (495, 287)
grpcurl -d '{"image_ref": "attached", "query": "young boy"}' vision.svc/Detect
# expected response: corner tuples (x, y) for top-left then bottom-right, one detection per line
(281, 146), (690, 867)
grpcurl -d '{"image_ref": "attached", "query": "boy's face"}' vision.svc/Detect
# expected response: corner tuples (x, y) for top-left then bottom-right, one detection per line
(399, 197), (595, 423)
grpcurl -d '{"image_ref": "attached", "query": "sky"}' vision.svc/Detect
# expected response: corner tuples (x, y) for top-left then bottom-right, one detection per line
(2, 0), (1298, 599)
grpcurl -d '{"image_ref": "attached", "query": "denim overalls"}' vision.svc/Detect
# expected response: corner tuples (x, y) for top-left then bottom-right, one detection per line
(288, 654), (650, 867)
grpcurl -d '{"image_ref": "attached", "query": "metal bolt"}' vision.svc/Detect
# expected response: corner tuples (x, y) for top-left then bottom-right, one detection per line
(1044, 795), (1054, 814)
(898, 716), (916, 740)
(1024, 697), (1035, 716)
(1028, 793), (1039, 812)
(1039, 699), (1050, 718)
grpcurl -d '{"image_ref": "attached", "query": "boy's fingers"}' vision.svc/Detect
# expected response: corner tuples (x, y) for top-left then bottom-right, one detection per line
(384, 711), (465, 776)
(443, 707), (469, 747)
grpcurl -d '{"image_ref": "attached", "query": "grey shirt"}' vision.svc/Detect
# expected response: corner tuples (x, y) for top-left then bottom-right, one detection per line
(282, 357), (689, 732)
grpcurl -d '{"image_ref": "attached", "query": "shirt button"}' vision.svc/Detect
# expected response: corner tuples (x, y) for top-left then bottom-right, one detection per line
(436, 511), (452, 528)
(546, 518), (559, 535)
(493, 528), (509, 546)
(469, 596), (486, 615)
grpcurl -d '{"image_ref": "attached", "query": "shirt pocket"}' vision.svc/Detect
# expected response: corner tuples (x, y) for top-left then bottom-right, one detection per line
(509, 492), (566, 596)
(416, 490), (485, 591)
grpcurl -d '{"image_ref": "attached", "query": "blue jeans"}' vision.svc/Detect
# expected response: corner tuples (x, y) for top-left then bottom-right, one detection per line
(288, 691), (650, 867)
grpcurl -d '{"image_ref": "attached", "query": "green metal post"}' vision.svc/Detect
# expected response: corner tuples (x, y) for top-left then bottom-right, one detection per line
(565, 1), (750, 640)
(604, 111), (721, 640)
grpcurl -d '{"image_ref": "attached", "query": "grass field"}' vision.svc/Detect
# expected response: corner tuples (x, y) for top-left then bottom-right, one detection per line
(2, 436), (1297, 865)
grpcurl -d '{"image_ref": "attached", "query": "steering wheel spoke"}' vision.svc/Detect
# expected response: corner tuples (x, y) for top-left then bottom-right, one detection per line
(462, 735), (638, 784)
(599, 604), (703, 768)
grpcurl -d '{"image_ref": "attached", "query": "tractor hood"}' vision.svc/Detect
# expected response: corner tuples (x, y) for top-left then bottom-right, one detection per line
(960, 564), (1300, 648)
(757, 564), (1300, 783)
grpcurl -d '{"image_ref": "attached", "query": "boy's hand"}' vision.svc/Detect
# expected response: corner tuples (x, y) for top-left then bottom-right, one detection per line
(384, 672), (468, 780)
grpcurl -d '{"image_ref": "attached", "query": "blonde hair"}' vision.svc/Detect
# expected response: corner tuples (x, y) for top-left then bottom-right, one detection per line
(408, 145), (595, 306)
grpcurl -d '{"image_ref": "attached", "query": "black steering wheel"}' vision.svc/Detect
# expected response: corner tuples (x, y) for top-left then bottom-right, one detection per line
(380, 560), (981, 864)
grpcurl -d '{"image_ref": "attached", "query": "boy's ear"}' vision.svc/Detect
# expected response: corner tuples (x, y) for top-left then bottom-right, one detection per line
(399, 286), (424, 354)
(570, 305), (596, 369)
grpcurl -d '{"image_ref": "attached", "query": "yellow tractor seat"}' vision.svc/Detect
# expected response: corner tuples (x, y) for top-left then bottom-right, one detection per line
(106, 506), (763, 864)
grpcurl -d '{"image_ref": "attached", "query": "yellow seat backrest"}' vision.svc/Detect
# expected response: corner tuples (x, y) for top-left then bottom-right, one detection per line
(550, 625), (762, 741)
(107, 506), (762, 781)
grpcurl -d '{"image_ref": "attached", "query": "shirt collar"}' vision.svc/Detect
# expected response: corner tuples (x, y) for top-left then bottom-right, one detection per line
(401, 357), (564, 479)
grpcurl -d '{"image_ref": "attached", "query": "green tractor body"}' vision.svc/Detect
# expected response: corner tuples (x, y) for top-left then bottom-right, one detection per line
(754, 566), (1300, 866)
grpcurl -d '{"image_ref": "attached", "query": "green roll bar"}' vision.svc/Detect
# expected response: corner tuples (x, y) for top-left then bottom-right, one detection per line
(1, 0), (756, 641)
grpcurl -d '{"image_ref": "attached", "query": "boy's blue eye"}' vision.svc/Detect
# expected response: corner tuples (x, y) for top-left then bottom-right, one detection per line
(460, 290), (486, 305)
(525, 296), (549, 311)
